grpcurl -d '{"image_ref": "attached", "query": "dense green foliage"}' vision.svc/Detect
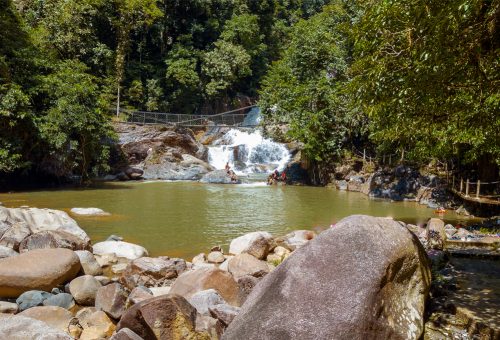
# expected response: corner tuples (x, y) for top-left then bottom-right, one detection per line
(0, 0), (330, 184)
(260, 0), (499, 175)
(1, 0), (498, 185)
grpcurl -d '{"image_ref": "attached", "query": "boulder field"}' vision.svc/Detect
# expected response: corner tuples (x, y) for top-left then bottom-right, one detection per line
(0, 206), (461, 339)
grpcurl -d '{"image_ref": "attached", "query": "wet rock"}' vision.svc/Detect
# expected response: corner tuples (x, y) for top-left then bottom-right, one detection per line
(0, 314), (72, 339)
(209, 304), (240, 327)
(95, 283), (128, 319)
(110, 328), (144, 340)
(127, 286), (153, 305)
(93, 241), (148, 260)
(125, 167), (144, 180)
(0, 301), (18, 313)
(117, 294), (203, 339)
(207, 251), (225, 264)
(69, 275), (102, 306)
(70, 208), (110, 216)
(19, 306), (73, 333)
(200, 169), (241, 184)
(229, 231), (274, 259)
(43, 293), (75, 310)
(170, 267), (240, 306)
(119, 256), (186, 290)
(0, 248), (81, 298)
(75, 250), (103, 276)
(188, 289), (225, 315)
(0, 245), (18, 258)
(223, 215), (431, 340)
(228, 253), (270, 279)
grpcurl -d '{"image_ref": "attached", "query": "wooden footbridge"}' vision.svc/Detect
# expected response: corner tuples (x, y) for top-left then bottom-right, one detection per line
(119, 105), (259, 128)
(450, 177), (500, 206)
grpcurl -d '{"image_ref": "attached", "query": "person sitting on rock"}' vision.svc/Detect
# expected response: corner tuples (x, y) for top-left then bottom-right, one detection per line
(225, 162), (231, 173)
(229, 170), (238, 183)
(272, 169), (280, 181)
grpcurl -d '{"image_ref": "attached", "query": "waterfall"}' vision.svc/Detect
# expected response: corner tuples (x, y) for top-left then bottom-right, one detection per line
(208, 129), (290, 174)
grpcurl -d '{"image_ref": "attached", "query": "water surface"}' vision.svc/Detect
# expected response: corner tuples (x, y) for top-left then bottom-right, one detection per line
(0, 181), (473, 258)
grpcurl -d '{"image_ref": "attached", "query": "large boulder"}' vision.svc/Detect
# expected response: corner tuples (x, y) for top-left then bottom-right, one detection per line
(143, 153), (214, 180)
(0, 206), (90, 243)
(0, 222), (30, 250)
(223, 215), (431, 340)
(227, 253), (270, 279)
(119, 256), (186, 290)
(170, 267), (240, 306)
(0, 248), (81, 298)
(93, 241), (148, 260)
(229, 231), (274, 260)
(0, 314), (72, 339)
(117, 294), (205, 339)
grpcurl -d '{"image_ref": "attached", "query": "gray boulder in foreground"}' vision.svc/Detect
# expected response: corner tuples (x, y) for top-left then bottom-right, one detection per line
(223, 215), (431, 340)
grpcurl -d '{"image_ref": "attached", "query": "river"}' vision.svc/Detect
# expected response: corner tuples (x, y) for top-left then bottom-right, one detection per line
(0, 180), (474, 259)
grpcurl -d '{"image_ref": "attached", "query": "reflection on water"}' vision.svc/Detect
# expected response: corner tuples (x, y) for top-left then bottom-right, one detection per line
(0, 181), (475, 258)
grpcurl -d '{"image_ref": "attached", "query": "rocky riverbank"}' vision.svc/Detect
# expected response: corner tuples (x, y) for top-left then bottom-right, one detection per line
(0, 205), (498, 339)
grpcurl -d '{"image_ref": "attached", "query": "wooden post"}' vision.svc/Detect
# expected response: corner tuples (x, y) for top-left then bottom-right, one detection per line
(389, 155), (392, 165)
(465, 179), (469, 197)
(382, 154), (386, 164)
(460, 178), (463, 192)
(363, 149), (366, 162)
(476, 180), (480, 198)
(400, 149), (405, 163)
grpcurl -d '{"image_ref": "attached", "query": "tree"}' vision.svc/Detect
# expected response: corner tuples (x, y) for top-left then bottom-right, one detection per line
(259, 3), (364, 162)
(351, 0), (500, 172)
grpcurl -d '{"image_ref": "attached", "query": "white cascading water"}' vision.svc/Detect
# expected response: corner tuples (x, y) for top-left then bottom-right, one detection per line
(208, 129), (290, 175)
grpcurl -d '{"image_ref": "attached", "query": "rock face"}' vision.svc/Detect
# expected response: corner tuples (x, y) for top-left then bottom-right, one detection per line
(117, 294), (204, 339)
(229, 231), (274, 260)
(0, 248), (81, 298)
(93, 241), (148, 260)
(223, 215), (432, 340)
(0, 314), (72, 339)
(119, 256), (186, 290)
(115, 123), (212, 181)
(170, 267), (240, 306)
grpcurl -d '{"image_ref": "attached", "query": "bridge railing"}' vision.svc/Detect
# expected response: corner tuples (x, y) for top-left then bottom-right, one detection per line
(119, 105), (256, 127)
(450, 176), (500, 204)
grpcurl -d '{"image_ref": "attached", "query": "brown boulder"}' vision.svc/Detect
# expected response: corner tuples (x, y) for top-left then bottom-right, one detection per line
(18, 230), (92, 253)
(69, 275), (102, 306)
(169, 267), (240, 306)
(0, 248), (81, 298)
(95, 283), (128, 319)
(117, 294), (207, 339)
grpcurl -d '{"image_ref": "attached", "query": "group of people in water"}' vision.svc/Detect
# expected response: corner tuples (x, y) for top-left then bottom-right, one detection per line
(224, 162), (288, 185)
(267, 169), (287, 185)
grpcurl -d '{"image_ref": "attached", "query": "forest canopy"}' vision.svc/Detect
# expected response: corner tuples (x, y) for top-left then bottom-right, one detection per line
(0, 0), (498, 185)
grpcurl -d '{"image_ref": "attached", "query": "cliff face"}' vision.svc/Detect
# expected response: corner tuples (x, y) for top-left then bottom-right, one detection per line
(111, 123), (215, 181)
